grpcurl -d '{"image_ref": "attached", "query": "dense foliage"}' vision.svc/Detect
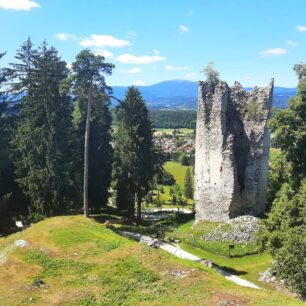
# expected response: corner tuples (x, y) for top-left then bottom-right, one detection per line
(262, 64), (306, 298)
(156, 169), (176, 186)
(0, 41), (115, 226)
(0, 52), (25, 230)
(10, 41), (76, 220)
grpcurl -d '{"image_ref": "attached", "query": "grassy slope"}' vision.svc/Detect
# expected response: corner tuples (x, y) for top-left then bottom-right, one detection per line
(0, 216), (303, 306)
(167, 220), (270, 287)
(159, 161), (194, 206)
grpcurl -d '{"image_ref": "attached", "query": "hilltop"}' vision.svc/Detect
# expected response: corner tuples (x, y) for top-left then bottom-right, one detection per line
(0, 215), (303, 305)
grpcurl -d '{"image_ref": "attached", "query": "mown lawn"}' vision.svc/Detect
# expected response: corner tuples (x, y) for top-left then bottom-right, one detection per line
(160, 161), (194, 206)
(164, 161), (190, 187)
(165, 219), (274, 288)
(0, 216), (303, 305)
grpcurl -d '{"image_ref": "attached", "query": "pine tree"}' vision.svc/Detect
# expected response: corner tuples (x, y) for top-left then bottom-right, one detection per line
(73, 90), (113, 212)
(10, 40), (75, 220)
(113, 87), (157, 220)
(70, 49), (114, 217)
(184, 167), (193, 199)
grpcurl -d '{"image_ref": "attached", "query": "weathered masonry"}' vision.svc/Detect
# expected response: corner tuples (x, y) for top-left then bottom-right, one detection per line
(194, 79), (274, 222)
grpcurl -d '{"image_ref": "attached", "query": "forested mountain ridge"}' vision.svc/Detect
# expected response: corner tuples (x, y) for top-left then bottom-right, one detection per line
(112, 80), (296, 109)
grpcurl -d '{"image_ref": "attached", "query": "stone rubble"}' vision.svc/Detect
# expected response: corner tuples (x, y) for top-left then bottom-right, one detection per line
(203, 216), (261, 244)
(258, 269), (277, 283)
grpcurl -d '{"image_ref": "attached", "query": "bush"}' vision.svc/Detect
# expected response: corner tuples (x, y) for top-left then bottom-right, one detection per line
(179, 153), (190, 166)
(260, 182), (306, 298)
(156, 169), (176, 186)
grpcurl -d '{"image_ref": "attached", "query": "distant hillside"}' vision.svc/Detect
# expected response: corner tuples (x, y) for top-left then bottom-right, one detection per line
(112, 80), (296, 109)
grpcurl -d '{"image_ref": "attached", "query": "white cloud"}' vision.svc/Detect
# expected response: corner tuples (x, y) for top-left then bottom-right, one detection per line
(153, 49), (160, 54)
(133, 80), (145, 86)
(0, 0), (40, 10)
(185, 72), (198, 79)
(55, 33), (76, 41)
(296, 25), (306, 32)
(80, 34), (130, 48)
(259, 48), (288, 58)
(117, 53), (166, 64)
(66, 63), (72, 70)
(165, 65), (188, 71)
(286, 40), (299, 47)
(94, 50), (114, 58)
(122, 67), (142, 74)
(179, 25), (190, 33)
(126, 31), (137, 39)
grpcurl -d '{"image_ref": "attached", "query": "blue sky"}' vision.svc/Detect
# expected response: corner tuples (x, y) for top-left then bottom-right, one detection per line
(1, 0), (306, 87)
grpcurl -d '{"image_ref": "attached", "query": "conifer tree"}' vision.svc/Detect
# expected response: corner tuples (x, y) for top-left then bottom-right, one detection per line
(261, 63), (306, 298)
(113, 87), (156, 220)
(70, 49), (114, 217)
(73, 90), (113, 212)
(184, 167), (193, 199)
(0, 52), (13, 228)
(10, 40), (75, 220)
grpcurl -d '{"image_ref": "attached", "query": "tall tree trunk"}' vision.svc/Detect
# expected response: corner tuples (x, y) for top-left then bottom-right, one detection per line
(127, 191), (135, 220)
(83, 90), (92, 217)
(136, 188), (142, 221)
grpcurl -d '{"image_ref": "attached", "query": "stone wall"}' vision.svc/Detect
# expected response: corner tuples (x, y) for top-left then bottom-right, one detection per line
(194, 79), (274, 222)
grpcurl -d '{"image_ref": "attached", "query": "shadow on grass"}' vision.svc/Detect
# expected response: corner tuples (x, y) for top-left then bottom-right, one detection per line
(214, 264), (248, 276)
(91, 206), (123, 223)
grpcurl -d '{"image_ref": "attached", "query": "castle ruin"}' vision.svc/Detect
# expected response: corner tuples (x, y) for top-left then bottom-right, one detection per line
(194, 79), (274, 222)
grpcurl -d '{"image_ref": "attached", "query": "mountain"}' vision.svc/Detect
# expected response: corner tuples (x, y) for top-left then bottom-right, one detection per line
(112, 80), (296, 109)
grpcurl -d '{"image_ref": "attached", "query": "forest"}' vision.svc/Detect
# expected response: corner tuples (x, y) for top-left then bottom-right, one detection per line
(149, 109), (196, 129)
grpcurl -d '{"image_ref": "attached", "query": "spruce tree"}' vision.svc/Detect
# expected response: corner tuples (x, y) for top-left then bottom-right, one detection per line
(0, 52), (13, 229)
(10, 40), (75, 220)
(114, 87), (156, 220)
(184, 167), (193, 199)
(70, 49), (114, 217)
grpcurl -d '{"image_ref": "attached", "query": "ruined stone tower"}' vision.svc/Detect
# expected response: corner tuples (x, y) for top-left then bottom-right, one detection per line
(194, 79), (274, 222)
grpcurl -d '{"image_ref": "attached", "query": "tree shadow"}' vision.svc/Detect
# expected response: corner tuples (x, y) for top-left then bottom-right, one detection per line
(214, 264), (247, 276)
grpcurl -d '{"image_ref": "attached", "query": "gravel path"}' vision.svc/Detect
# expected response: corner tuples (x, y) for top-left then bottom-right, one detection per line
(118, 230), (261, 290)
(142, 208), (193, 214)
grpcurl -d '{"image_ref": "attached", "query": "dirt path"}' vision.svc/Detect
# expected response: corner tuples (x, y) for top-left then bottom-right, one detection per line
(118, 230), (261, 290)
(0, 240), (29, 264)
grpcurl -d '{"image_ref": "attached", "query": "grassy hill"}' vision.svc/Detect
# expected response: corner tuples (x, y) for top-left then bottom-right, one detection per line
(0, 216), (303, 305)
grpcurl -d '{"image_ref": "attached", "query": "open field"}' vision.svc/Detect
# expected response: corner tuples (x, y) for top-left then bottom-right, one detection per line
(164, 161), (190, 187)
(0, 216), (303, 306)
